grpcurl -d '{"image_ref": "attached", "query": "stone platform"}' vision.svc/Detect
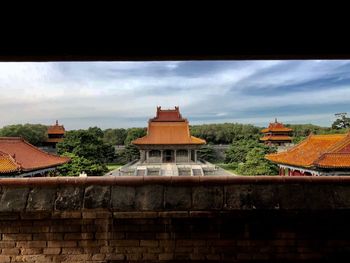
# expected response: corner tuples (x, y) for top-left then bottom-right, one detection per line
(117, 160), (234, 176)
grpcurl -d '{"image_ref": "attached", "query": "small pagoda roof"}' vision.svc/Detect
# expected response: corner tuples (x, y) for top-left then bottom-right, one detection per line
(47, 120), (65, 135)
(261, 118), (293, 133)
(266, 133), (350, 168)
(132, 106), (206, 145)
(0, 137), (70, 172)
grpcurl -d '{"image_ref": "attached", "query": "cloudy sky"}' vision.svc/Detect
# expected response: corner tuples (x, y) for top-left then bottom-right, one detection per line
(0, 60), (349, 130)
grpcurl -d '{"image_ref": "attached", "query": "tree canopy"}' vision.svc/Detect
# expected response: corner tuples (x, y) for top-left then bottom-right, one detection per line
(197, 144), (216, 163)
(225, 139), (278, 175)
(190, 123), (261, 144)
(56, 127), (115, 164)
(103, 128), (127, 145)
(55, 152), (108, 176)
(117, 128), (147, 163)
(236, 147), (279, 175)
(124, 128), (147, 145)
(332, 113), (350, 129)
(0, 124), (48, 146)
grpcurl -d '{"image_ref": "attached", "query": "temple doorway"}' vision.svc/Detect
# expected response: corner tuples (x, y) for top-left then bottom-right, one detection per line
(163, 150), (174, 162)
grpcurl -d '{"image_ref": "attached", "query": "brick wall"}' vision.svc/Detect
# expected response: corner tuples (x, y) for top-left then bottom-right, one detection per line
(1, 176), (350, 262)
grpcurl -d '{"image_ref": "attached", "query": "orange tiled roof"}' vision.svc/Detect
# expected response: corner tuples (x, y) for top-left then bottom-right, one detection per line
(261, 119), (293, 133)
(47, 120), (65, 135)
(0, 137), (70, 172)
(132, 107), (206, 145)
(260, 135), (293, 141)
(0, 151), (20, 174)
(151, 106), (186, 122)
(316, 153), (350, 168)
(266, 134), (349, 168)
(133, 122), (206, 145)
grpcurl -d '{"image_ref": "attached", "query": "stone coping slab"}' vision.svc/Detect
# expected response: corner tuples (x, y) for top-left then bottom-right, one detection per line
(0, 176), (349, 186)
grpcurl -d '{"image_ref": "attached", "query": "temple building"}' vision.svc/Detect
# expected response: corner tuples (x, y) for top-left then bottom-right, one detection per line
(0, 137), (70, 177)
(266, 132), (350, 176)
(45, 120), (65, 148)
(260, 118), (293, 146)
(118, 106), (230, 176)
(132, 106), (205, 164)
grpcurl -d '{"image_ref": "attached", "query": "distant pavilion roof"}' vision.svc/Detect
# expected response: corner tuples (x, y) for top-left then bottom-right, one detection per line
(47, 120), (65, 135)
(261, 118), (293, 133)
(132, 106), (206, 145)
(266, 133), (350, 168)
(0, 137), (70, 173)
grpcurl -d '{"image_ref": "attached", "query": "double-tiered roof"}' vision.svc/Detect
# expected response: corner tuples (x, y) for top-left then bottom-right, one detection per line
(132, 106), (206, 145)
(261, 119), (293, 133)
(46, 120), (65, 144)
(260, 119), (293, 144)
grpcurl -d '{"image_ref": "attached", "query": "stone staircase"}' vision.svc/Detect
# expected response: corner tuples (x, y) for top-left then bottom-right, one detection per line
(135, 166), (147, 176)
(191, 165), (204, 176)
(160, 164), (178, 176)
(132, 163), (205, 176)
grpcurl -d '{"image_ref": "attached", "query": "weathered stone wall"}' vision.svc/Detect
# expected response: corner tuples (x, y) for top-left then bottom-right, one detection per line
(1, 176), (350, 262)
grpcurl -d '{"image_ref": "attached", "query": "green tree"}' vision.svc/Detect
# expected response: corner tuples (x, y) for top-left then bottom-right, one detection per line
(56, 128), (115, 163)
(285, 124), (323, 137)
(225, 139), (271, 164)
(197, 144), (217, 162)
(190, 123), (260, 144)
(114, 127), (147, 163)
(103, 128), (127, 145)
(55, 152), (108, 176)
(124, 128), (147, 145)
(87, 126), (104, 138)
(0, 124), (48, 146)
(236, 147), (279, 175)
(121, 144), (140, 163)
(224, 138), (278, 175)
(332, 113), (350, 129)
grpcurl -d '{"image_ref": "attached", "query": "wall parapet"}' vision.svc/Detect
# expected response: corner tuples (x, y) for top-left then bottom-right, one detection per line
(1, 176), (350, 262)
(1, 176), (350, 213)
(1, 175), (350, 186)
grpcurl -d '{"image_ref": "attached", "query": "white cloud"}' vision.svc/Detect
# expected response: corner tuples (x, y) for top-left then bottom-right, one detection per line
(0, 61), (349, 129)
